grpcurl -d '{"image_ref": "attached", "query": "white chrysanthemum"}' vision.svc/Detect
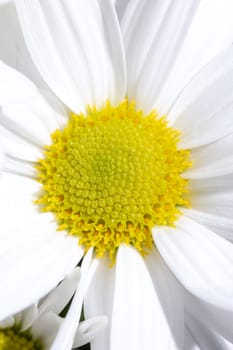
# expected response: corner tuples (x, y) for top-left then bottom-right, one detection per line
(1, 0), (233, 349)
(0, 266), (107, 349)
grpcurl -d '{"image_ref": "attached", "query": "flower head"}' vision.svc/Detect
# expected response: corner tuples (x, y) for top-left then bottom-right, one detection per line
(35, 100), (191, 261)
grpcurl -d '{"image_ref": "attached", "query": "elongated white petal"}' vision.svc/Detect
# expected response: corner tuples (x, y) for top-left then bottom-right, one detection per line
(0, 1), (50, 89)
(0, 227), (82, 321)
(144, 248), (184, 349)
(186, 312), (228, 350)
(110, 245), (182, 350)
(15, 0), (126, 113)
(189, 174), (233, 215)
(184, 209), (233, 242)
(39, 267), (81, 316)
(190, 174), (233, 192)
(50, 251), (94, 350)
(19, 304), (40, 331)
(0, 125), (42, 163)
(31, 312), (62, 350)
(186, 133), (233, 179)
(0, 60), (66, 154)
(2, 156), (36, 177)
(84, 258), (116, 350)
(186, 175), (233, 239)
(185, 290), (233, 343)
(153, 216), (233, 309)
(156, 0), (233, 115)
(169, 47), (233, 148)
(121, 0), (199, 113)
(49, 293), (82, 350)
(74, 316), (108, 348)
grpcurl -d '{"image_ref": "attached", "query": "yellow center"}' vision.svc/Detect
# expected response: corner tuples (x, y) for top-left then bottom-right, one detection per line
(0, 327), (42, 350)
(35, 100), (191, 261)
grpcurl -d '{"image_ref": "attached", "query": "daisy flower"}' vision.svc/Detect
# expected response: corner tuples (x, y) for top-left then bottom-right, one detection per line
(0, 266), (107, 349)
(1, 0), (233, 348)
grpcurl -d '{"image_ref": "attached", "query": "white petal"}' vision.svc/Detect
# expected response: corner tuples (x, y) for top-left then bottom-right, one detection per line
(111, 245), (182, 350)
(81, 247), (94, 277)
(0, 212), (44, 256)
(121, 0), (199, 113)
(183, 208), (233, 242)
(2, 156), (36, 177)
(169, 47), (233, 149)
(0, 227), (82, 321)
(186, 133), (233, 179)
(39, 267), (81, 316)
(144, 248), (184, 349)
(186, 175), (233, 239)
(153, 216), (233, 309)
(0, 174), (42, 242)
(186, 312), (228, 350)
(31, 312), (62, 350)
(0, 2), (67, 116)
(189, 174), (233, 216)
(19, 304), (39, 331)
(74, 316), (108, 348)
(190, 174), (233, 192)
(192, 194), (233, 219)
(156, 0), (233, 115)
(115, 0), (129, 20)
(50, 252), (95, 350)
(15, 0), (126, 113)
(0, 60), (65, 151)
(84, 258), (116, 350)
(185, 290), (233, 343)
(0, 172), (40, 196)
(0, 1), (50, 88)
(184, 327), (200, 350)
(0, 124), (42, 162)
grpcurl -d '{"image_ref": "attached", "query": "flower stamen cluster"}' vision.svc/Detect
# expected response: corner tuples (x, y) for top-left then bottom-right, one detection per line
(35, 100), (191, 261)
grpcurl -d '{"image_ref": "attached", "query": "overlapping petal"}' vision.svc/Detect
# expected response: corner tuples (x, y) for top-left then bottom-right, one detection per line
(85, 246), (183, 350)
(154, 0), (233, 114)
(153, 216), (233, 309)
(169, 47), (233, 149)
(0, 220), (83, 321)
(121, 0), (200, 112)
(15, 0), (126, 113)
(184, 173), (233, 241)
(0, 1), (47, 88)
(0, 60), (67, 162)
(184, 289), (233, 343)
(185, 313), (228, 350)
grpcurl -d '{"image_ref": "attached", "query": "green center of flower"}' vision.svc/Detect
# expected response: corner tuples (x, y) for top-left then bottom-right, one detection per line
(0, 327), (42, 350)
(35, 100), (191, 261)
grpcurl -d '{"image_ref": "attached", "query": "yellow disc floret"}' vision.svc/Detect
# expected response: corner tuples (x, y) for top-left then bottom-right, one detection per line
(0, 327), (42, 350)
(35, 100), (191, 261)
